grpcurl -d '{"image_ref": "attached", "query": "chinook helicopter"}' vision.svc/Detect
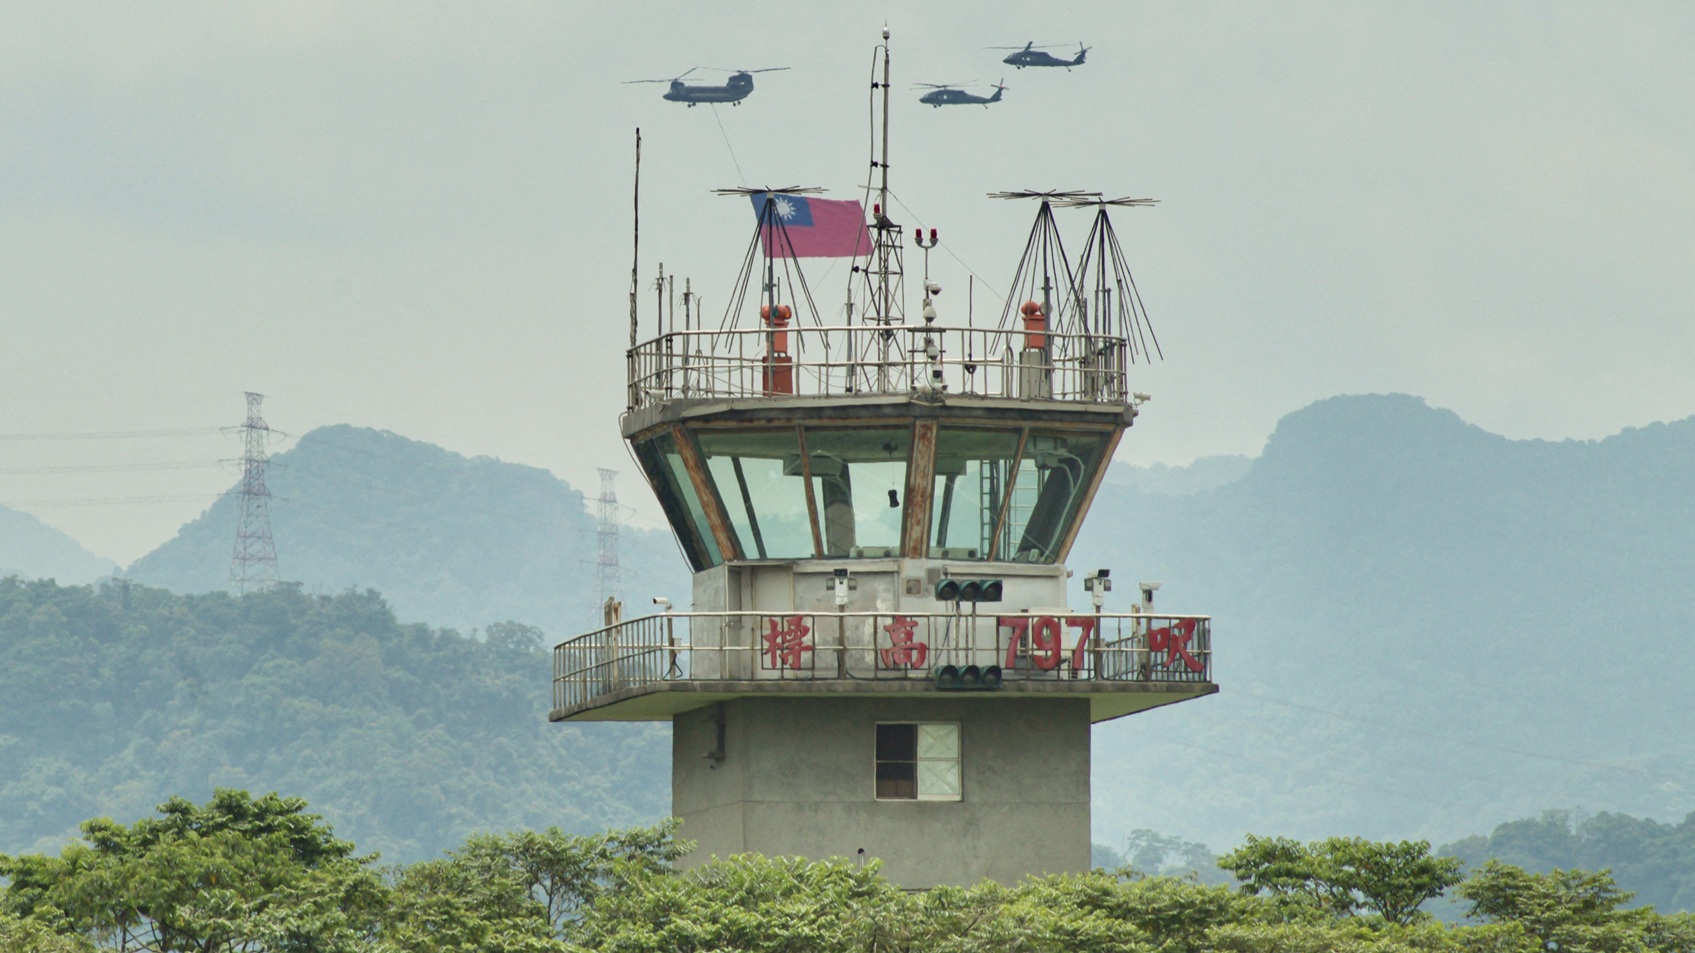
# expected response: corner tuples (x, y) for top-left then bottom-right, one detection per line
(991, 42), (1090, 69)
(915, 80), (1006, 108)
(624, 67), (789, 106)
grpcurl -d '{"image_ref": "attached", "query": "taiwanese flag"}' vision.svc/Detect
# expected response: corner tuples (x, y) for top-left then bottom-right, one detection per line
(750, 192), (872, 259)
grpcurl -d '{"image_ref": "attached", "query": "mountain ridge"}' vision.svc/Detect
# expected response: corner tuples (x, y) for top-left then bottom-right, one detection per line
(125, 423), (690, 637)
(1079, 393), (1695, 850)
(0, 504), (119, 585)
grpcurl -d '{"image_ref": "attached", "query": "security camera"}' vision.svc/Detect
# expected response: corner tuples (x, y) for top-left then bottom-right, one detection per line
(1084, 569), (1113, 609)
(652, 596), (673, 611)
(1131, 392), (1152, 403)
(925, 280), (941, 295)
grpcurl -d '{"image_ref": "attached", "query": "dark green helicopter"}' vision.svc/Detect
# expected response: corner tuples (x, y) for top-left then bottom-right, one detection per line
(624, 67), (789, 106)
(915, 80), (1006, 108)
(991, 42), (1090, 69)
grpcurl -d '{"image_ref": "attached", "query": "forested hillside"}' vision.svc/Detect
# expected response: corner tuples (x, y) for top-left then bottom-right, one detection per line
(1079, 394), (1695, 851)
(0, 578), (666, 861)
(1440, 810), (1695, 913)
(125, 425), (691, 636)
(0, 505), (116, 585)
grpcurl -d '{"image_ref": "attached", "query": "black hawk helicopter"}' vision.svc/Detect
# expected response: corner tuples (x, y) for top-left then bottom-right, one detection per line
(915, 80), (1006, 108)
(624, 67), (789, 106)
(991, 42), (1090, 69)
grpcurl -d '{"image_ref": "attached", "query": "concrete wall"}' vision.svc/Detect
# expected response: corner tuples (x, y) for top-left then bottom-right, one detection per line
(673, 694), (1091, 888)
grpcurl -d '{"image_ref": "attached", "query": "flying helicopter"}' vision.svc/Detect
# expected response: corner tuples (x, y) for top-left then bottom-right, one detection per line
(990, 42), (1090, 69)
(623, 67), (789, 106)
(915, 80), (1006, 108)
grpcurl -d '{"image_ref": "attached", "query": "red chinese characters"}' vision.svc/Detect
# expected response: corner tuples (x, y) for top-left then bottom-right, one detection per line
(763, 615), (814, 670)
(1148, 618), (1204, 673)
(878, 616), (929, 669)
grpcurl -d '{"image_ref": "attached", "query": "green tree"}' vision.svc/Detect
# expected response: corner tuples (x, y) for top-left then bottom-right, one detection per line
(1219, 835), (1464, 925)
(382, 856), (562, 953)
(1456, 861), (1652, 953)
(0, 790), (384, 953)
(435, 820), (688, 940)
(0, 910), (95, 953)
(1125, 830), (1220, 878)
(577, 854), (909, 953)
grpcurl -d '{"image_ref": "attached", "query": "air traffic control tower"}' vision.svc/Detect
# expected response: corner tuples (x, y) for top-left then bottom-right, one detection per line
(551, 51), (1214, 888)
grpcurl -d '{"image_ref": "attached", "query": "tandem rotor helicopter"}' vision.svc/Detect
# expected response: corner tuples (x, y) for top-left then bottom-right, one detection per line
(991, 42), (1090, 69)
(623, 67), (789, 106)
(914, 80), (1007, 108)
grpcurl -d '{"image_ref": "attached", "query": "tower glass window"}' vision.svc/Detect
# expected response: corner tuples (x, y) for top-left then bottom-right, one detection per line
(801, 427), (912, 558)
(696, 428), (816, 560)
(631, 430), (722, 571)
(875, 722), (961, 801)
(929, 427), (1111, 562)
(1010, 429), (1110, 563)
(930, 427), (1021, 560)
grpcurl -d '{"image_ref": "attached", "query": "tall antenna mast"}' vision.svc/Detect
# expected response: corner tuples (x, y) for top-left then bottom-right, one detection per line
(630, 128), (641, 348)
(855, 25), (907, 391)
(878, 25), (892, 236)
(868, 25), (904, 329)
(594, 468), (621, 620)
(229, 392), (280, 594)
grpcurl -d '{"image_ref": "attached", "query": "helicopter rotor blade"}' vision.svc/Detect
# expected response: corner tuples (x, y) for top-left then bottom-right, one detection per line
(914, 81), (974, 89)
(624, 66), (699, 85)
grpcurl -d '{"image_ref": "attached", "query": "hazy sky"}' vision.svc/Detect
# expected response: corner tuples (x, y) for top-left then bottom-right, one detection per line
(3, 2), (1692, 564)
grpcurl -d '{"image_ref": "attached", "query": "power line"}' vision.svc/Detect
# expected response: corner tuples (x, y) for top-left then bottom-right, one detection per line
(0, 461), (227, 476)
(0, 427), (222, 442)
(3, 493), (229, 508)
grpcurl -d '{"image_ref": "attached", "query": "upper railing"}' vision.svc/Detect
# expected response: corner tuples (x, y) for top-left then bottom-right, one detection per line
(625, 325), (1135, 411)
(551, 609), (1211, 715)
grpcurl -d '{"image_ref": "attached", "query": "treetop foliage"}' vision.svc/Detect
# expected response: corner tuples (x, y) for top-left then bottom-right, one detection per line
(1218, 834), (1465, 925)
(5, 794), (1695, 953)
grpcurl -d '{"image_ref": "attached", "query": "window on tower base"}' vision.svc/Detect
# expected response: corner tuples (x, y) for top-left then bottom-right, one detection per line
(875, 722), (961, 800)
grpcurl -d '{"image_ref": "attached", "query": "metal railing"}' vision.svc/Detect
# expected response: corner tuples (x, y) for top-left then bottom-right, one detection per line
(552, 609), (1211, 714)
(626, 325), (1136, 411)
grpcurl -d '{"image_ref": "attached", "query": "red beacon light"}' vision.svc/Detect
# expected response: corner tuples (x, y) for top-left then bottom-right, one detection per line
(1019, 300), (1047, 350)
(759, 304), (795, 395)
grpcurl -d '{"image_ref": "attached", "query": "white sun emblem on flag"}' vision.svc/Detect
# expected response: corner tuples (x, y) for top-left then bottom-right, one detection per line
(773, 196), (797, 220)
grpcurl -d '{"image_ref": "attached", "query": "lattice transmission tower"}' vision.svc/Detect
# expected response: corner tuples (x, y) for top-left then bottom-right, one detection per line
(229, 392), (280, 594)
(595, 468), (621, 623)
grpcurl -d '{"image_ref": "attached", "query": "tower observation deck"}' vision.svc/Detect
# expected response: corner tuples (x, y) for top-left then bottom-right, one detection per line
(551, 38), (1214, 887)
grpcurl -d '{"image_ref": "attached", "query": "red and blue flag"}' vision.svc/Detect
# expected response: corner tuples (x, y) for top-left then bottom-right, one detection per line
(749, 192), (871, 259)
